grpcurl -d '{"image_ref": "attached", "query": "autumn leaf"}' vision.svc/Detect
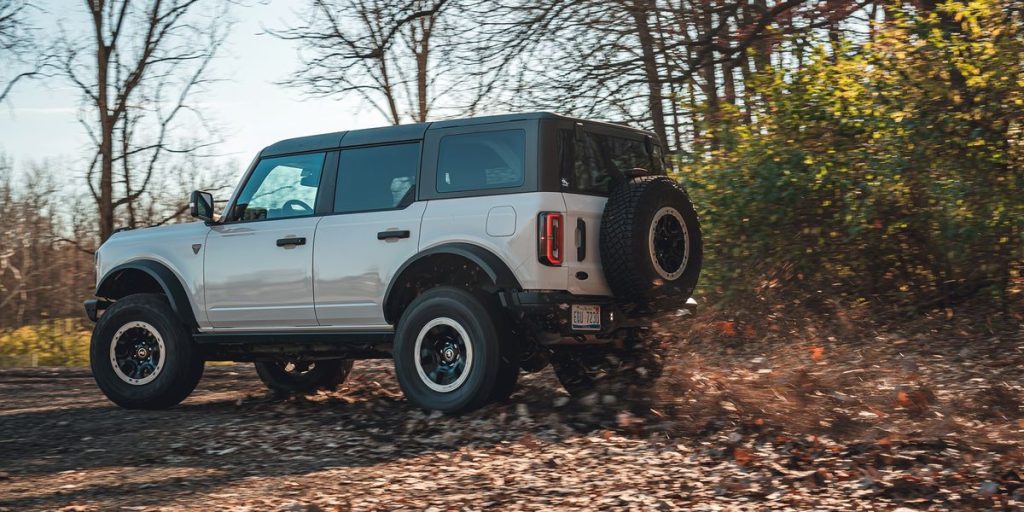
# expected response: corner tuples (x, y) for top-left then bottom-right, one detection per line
(716, 321), (737, 336)
(897, 391), (911, 407)
(743, 324), (757, 338)
(733, 447), (754, 466)
(810, 346), (825, 362)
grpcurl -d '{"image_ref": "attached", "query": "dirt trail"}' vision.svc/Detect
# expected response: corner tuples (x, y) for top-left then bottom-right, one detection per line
(1, 321), (1022, 510)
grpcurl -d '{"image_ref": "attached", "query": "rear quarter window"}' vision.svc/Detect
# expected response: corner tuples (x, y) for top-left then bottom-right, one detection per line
(436, 130), (525, 193)
(561, 130), (664, 196)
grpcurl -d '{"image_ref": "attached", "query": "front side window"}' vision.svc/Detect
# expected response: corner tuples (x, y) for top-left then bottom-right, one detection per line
(335, 143), (420, 213)
(437, 130), (525, 193)
(232, 152), (325, 221)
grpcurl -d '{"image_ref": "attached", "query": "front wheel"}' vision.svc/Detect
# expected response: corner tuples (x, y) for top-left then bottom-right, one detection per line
(254, 359), (353, 395)
(90, 293), (204, 409)
(393, 287), (512, 413)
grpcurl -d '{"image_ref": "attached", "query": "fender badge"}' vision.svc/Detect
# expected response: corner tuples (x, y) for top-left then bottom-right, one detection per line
(192, 244), (202, 254)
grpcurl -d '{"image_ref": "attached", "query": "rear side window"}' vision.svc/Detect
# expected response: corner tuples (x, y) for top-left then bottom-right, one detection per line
(335, 143), (420, 214)
(561, 130), (664, 195)
(437, 130), (525, 193)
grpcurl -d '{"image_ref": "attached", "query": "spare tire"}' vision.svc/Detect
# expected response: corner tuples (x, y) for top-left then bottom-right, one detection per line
(599, 175), (702, 309)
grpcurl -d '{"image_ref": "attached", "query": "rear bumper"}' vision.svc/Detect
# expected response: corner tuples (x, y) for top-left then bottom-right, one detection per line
(502, 291), (697, 337)
(504, 291), (617, 336)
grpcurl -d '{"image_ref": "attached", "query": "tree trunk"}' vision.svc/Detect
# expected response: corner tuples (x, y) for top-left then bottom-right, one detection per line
(416, 15), (431, 122)
(723, 57), (736, 106)
(629, 0), (668, 148)
(751, 0), (772, 75)
(698, 5), (719, 148)
(654, 7), (681, 154)
(91, 0), (115, 242)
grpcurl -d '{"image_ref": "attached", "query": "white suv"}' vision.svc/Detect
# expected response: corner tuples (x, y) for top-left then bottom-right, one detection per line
(85, 112), (702, 413)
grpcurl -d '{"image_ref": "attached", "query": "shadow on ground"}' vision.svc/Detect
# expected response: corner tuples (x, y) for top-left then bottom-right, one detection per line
(0, 363), (580, 510)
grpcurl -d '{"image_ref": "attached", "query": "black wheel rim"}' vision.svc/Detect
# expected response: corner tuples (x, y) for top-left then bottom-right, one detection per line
(110, 321), (164, 385)
(650, 208), (688, 279)
(414, 317), (473, 393)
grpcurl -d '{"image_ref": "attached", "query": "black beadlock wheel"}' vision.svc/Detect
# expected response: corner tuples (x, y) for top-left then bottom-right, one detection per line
(600, 175), (703, 310)
(392, 287), (515, 413)
(254, 359), (354, 395)
(90, 293), (204, 410)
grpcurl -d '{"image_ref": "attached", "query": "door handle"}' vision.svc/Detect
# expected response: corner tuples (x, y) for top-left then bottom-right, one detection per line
(576, 218), (587, 262)
(377, 230), (411, 240)
(276, 237), (306, 247)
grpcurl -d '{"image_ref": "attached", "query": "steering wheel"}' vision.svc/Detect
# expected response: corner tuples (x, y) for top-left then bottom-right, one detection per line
(281, 199), (313, 214)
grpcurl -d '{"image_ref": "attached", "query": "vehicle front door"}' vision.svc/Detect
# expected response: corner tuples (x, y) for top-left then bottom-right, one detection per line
(204, 151), (330, 329)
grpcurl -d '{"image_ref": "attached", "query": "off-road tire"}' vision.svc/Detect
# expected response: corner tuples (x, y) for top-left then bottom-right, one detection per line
(254, 359), (354, 395)
(90, 293), (204, 409)
(600, 175), (702, 310)
(393, 287), (512, 413)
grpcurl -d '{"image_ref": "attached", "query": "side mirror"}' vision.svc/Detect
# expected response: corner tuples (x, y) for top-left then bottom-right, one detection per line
(190, 190), (215, 222)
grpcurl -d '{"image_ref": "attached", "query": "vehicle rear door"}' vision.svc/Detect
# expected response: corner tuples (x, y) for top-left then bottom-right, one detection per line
(313, 142), (425, 328)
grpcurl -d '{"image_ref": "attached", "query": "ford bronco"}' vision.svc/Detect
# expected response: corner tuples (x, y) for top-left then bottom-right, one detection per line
(85, 112), (702, 413)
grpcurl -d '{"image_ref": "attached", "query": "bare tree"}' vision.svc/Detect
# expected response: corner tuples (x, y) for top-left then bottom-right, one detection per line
(0, 0), (45, 103)
(462, 0), (872, 153)
(272, 0), (455, 124)
(59, 0), (233, 242)
(0, 157), (95, 329)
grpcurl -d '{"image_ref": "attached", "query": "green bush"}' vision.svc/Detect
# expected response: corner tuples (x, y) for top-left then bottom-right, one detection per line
(680, 0), (1024, 313)
(0, 319), (91, 367)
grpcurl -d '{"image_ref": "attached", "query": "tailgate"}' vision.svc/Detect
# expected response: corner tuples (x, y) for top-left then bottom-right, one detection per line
(561, 193), (612, 296)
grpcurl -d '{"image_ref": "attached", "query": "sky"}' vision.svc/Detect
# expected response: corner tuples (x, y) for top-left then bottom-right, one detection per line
(0, 0), (392, 183)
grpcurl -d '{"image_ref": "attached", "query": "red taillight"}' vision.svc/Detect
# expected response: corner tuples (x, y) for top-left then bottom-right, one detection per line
(538, 212), (564, 266)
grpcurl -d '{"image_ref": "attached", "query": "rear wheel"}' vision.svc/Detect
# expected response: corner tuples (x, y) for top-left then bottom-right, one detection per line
(393, 287), (512, 413)
(90, 293), (204, 409)
(254, 359), (353, 395)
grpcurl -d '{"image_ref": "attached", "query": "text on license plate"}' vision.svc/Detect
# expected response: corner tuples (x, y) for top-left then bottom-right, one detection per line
(571, 304), (601, 331)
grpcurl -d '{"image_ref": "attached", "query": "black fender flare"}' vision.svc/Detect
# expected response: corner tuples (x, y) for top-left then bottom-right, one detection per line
(96, 260), (199, 328)
(383, 243), (522, 323)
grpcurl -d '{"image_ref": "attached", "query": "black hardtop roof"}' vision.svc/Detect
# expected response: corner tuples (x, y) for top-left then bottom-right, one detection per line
(259, 112), (655, 157)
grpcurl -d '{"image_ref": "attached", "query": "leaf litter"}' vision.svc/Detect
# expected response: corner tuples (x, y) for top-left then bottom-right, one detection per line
(0, 309), (1020, 510)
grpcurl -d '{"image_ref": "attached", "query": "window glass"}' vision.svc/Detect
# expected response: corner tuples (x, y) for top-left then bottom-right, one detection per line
(335, 143), (420, 213)
(437, 130), (525, 193)
(233, 152), (325, 221)
(561, 130), (664, 195)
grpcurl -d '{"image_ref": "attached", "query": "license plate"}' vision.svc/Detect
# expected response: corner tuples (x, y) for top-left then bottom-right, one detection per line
(571, 304), (601, 331)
